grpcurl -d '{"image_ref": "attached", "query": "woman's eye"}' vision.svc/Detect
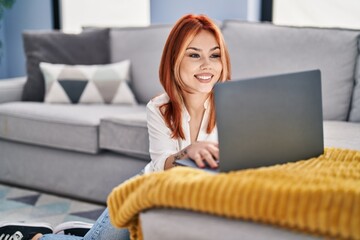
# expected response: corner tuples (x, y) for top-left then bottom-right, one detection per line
(189, 53), (200, 58)
(211, 54), (221, 58)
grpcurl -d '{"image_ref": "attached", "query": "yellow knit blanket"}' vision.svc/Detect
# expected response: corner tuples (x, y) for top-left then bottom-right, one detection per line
(107, 148), (360, 240)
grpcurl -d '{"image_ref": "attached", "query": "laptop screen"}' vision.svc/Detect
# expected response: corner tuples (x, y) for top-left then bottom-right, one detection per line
(214, 69), (324, 172)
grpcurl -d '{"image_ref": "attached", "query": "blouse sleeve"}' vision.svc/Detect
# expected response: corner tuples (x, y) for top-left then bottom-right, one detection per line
(146, 99), (178, 172)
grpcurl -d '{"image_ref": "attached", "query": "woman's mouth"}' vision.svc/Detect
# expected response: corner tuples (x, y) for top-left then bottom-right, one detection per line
(195, 74), (213, 83)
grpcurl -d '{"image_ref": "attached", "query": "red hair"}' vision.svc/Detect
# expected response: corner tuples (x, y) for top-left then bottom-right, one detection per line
(159, 14), (231, 139)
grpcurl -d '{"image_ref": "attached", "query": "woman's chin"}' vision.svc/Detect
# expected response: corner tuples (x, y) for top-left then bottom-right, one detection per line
(186, 85), (214, 95)
(201, 85), (215, 92)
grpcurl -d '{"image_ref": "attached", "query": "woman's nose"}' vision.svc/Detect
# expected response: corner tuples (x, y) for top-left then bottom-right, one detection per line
(200, 58), (211, 70)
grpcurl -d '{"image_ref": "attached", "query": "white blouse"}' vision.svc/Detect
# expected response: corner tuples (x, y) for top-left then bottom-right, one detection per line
(144, 93), (218, 173)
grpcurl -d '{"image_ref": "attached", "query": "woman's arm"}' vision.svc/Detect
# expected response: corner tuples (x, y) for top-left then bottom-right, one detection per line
(147, 98), (179, 172)
(164, 147), (189, 170)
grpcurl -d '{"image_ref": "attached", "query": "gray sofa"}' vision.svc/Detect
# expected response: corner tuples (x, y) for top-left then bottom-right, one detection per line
(0, 25), (172, 204)
(0, 20), (360, 239)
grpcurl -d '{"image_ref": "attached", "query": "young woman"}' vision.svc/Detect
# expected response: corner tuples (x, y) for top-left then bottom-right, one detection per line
(145, 14), (231, 173)
(0, 13), (231, 240)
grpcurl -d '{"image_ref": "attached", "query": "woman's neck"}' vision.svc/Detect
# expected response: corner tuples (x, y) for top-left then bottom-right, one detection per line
(183, 93), (209, 143)
(183, 93), (209, 117)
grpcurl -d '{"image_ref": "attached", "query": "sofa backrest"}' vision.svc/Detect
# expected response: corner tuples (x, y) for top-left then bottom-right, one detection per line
(222, 20), (360, 121)
(109, 25), (172, 104)
(349, 42), (360, 122)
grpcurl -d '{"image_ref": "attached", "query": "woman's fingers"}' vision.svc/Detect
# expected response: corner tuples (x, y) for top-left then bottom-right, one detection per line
(192, 153), (204, 168)
(187, 141), (219, 168)
(206, 144), (219, 160)
(194, 148), (218, 169)
(200, 149), (218, 168)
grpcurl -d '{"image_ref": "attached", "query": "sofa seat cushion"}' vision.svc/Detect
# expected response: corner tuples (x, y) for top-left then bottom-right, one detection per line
(323, 121), (360, 150)
(100, 114), (149, 160)
(0, 102), (146, 154)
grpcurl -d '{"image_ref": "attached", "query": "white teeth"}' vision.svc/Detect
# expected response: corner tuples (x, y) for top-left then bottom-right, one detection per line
(196, 75), (211, 80)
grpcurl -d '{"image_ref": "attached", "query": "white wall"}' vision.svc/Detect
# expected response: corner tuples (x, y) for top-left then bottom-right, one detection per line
(274, 0), (360, 29)
(150, 0), (261, 24)
(61, 0), (150, 33)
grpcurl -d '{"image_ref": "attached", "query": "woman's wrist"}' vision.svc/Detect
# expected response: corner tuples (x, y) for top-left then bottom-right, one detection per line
(174, 148), (188, 161)
(171, 148), (188, 167)
(164, 148), (189, 170)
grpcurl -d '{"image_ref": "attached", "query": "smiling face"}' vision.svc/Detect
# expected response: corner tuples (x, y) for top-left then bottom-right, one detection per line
(179, 30), (223, 95)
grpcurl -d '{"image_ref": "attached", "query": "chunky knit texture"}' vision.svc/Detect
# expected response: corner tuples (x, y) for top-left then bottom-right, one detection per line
(107, 148), (360, 240)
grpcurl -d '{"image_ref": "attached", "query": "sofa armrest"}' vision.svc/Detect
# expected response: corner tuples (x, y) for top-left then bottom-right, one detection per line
(0, 77), (26, 103)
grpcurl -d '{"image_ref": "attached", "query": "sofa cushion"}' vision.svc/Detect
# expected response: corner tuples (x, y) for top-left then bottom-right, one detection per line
(22, 28), (110, 102)
(323, 121), (360, 150)
(100, 114), (149, 160)
(109, 25), (172, 104)
(0, 102), (146, 154)
(141, 209), (320, 240)
(349, 40), (360, 122)
(222, 21), (360, 121)
(39, 61), (137, 105)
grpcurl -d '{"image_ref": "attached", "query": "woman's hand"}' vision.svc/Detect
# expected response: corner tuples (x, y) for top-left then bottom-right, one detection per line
(186, 141), (219, 168)
(165, 141), (219, 170)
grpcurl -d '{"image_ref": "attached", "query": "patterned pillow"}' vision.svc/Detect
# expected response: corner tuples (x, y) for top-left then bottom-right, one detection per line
(22, 28), (110, 102)
(39, 60), (137, 104)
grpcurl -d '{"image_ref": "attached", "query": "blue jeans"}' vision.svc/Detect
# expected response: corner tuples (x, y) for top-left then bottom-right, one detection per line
(40, 208), (130, 240)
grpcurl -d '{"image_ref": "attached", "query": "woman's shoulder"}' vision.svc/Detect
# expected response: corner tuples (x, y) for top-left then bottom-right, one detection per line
(147, 93), (169, 108)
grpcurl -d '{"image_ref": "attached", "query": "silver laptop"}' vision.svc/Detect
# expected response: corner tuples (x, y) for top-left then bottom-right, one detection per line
(175, 69), (324, 172)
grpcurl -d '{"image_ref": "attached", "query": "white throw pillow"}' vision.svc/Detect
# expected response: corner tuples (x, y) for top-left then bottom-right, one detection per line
(39, 60), (137, 105)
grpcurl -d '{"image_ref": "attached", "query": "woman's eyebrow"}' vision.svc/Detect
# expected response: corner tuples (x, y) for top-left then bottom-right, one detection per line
(186, 46), (220, 51)
(186, 47), (201, 51)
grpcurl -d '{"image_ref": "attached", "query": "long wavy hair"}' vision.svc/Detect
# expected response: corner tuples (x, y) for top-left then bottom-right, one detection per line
(159, 14), (231, 139)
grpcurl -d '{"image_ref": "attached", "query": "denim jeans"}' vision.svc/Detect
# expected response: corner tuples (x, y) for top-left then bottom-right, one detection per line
(40, 208), (130, 240)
